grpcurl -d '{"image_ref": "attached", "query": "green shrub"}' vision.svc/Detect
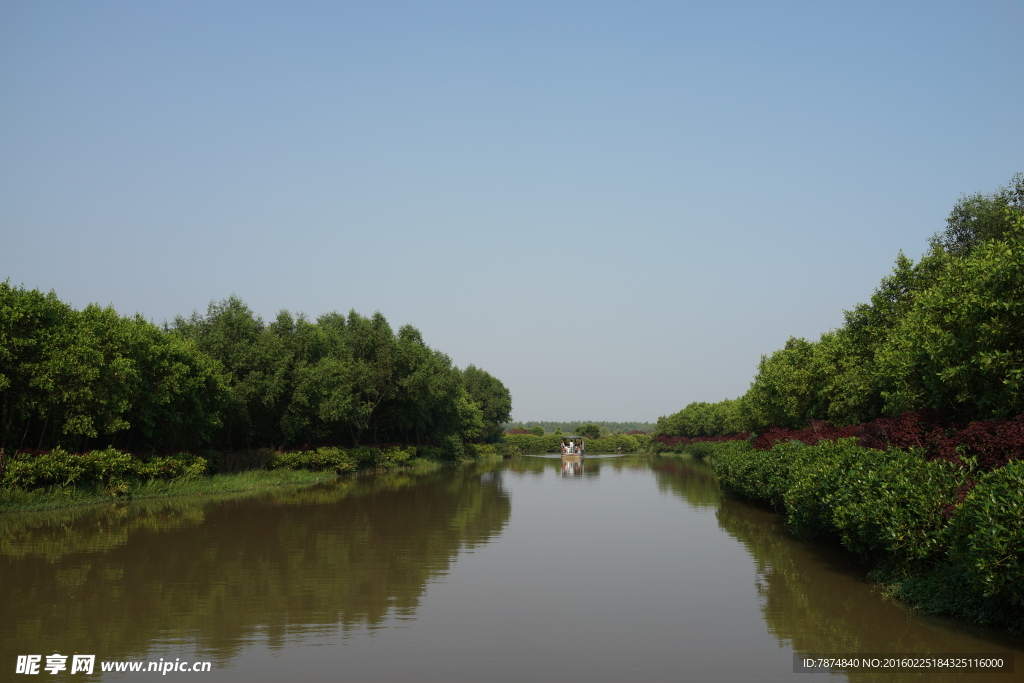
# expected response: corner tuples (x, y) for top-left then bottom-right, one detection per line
(466, 443), (520, 459)
(783, 440), (966, 560)
(494, 442), (523, 458)
(783, 439), (861, 540)
(649, 440), (669, 454)
(1, 448), (210, 497)
(947, 460), (1024, 604)
(206, 449), (274, 474)
(2, 448), (88, 490)
(374, 447), (413, 469)
(823, 446), (964, 560)
(715, 440), (798, 510)
(503, 433), (561, 454)
(79, 448), (137, 495)
(874, 561), (1009, 627)
(584, 435), (639, 453)
(681, 441), (712, 459)
(632, 433), (653, 451)
(439, 435), (466, 461)
(416, 446), (445, 461)
(134, 453), (209, 481)
(270, 447), (357, 474)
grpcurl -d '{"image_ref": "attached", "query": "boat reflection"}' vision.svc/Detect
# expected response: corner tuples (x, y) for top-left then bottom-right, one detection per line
(561, 454), (584, 477)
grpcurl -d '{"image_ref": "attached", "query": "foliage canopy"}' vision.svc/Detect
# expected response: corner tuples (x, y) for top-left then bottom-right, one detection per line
(0, 287), (509, 453)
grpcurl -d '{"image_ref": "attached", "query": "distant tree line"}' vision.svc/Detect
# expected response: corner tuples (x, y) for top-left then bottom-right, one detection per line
(504, 420), (654, 436)
(657, 173), (1024, 437)
(503, 431), (653, 455)
(0, 290), (510, 454)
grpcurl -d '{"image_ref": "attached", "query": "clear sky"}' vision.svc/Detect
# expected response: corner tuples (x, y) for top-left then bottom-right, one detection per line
(2, 1), (1022, 423)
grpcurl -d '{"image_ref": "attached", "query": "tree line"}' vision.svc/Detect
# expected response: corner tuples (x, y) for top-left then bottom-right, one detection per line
(504, 420), (655, 435)
(657, 173), (1024, 437)
(0, 291), (510, 454)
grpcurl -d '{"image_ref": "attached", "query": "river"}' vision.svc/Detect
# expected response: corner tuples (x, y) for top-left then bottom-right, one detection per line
(2, 454), (1020, 681)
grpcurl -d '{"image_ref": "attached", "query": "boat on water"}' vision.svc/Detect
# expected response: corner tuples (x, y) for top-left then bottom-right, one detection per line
(560, 435), (585, 455)
(560, 436), (586, 476)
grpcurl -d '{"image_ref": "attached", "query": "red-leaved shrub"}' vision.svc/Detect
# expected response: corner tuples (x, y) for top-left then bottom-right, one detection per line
(753, 410), (1024, 471)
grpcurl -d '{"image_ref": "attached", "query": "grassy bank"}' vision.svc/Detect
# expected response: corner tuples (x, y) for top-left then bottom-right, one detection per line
(0, 443), (512, 514)
(675, 439), (1024, 633)
(0, 468), (342, 514)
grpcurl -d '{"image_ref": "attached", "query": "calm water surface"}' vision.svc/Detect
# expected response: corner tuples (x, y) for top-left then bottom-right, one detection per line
(2, 455), (1021, 682)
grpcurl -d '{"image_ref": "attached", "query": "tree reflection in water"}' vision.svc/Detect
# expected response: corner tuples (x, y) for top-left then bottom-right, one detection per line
(0, 463), (510, 667)
(9, 455), (1018, 682)
(650, 454), (1023, 681)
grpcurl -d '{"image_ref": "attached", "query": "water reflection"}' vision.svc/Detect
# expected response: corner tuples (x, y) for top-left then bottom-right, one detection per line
(0, 463), (510, 671)
(716, 499), (1023, 680)
(648, 455), (722, 509)
(507, 453), (641, 480)
(650, 454), (1023, 681)
(560, 455), (584, 477)
(3, 455), (1021, 682)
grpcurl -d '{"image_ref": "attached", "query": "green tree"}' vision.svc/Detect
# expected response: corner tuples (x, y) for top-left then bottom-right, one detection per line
(931, 173), (1024, 255)
(2, 285), (513, 454)
(119, 317), (227, 451)
(734, 175), (1024, 432)
(656, 398), (745, 437)
(1, 283), (227, 452)
(877, 209), (1024, 419)
(460, 365), (512, 442)
(173, 297), (292, 449)
(576, 422), (603, 439)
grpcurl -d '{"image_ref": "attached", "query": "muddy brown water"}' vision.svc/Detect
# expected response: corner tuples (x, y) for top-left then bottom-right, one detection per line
(2, 454), (1021, 682)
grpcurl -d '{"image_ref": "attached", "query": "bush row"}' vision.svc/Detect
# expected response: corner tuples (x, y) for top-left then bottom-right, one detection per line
(268, 442), (520, 471)
(650, 433), (748, 454)
(1, 448), (209, 497)
(1, 440), (522, 499)
(715, 438), (1024, 625)
(751, 409), (1024, 471)
(271, 447), (378, 474)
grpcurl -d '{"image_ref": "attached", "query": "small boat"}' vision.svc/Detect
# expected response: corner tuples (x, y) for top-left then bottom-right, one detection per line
(559, 435), (585, 455)
(560, 436), (585, 477)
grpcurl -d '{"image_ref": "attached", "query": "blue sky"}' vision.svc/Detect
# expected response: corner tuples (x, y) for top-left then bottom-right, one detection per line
(2, 1), (1022, 422)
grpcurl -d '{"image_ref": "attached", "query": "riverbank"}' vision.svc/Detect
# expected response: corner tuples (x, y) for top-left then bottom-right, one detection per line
(670, 440), (1024, 634)
(0, 444), (508, 514)
(0, 468), (343, 514)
